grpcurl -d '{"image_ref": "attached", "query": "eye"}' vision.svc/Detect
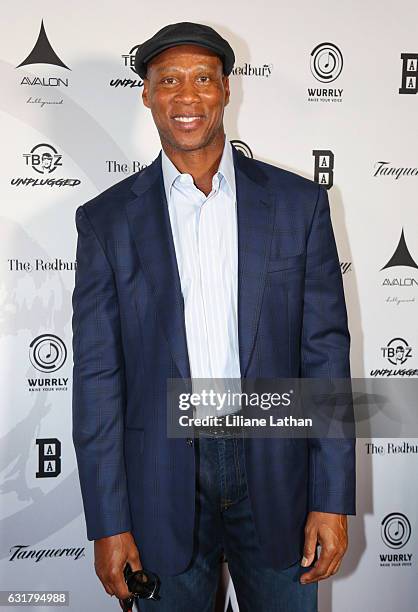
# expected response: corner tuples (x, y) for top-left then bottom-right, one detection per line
(197, 75), (210, 83)
(161, 77), (177, 85)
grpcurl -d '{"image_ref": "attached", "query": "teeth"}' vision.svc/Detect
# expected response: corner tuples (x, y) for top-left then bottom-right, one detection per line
(174, 116), (200, 123)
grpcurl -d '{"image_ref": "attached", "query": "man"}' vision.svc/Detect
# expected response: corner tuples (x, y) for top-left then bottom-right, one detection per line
(72, 22), (356, 612)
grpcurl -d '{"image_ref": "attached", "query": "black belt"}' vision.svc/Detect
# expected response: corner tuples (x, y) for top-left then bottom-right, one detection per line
(195, 414), (242, 437)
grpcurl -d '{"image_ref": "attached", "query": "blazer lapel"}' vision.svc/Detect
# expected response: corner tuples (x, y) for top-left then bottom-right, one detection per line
(125, 154), (191, 380)
(233, 147), (276, 377)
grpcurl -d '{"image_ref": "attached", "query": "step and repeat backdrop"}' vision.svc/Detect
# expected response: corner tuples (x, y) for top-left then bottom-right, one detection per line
(1, 1), (417, 611)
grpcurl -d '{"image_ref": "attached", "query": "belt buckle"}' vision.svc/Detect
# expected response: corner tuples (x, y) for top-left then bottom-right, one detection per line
(198, 415), (228, 437)
(210, 416), (229, 436)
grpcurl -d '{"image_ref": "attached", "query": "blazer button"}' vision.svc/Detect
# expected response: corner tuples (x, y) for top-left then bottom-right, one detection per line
(186, 438), (194, 446)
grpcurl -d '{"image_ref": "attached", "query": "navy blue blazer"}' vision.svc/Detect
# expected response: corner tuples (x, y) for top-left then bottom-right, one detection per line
(72, 144), (356, 576)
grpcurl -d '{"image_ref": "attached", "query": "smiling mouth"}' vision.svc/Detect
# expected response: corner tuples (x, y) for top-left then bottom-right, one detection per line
(171, 115), (205, 128)
(173, 115), (203, 123)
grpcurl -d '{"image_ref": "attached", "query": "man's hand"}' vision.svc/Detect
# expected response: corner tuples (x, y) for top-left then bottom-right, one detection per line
(94, 531), (143, 599)
(300, 512), (348, 584)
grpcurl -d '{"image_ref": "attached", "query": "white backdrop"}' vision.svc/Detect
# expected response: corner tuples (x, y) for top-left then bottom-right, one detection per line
(1, 1), (418, 610)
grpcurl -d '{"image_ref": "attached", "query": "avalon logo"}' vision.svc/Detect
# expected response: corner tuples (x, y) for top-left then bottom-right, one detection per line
(29, 334), (67, 373)
(381, 229), (418, 271)
(313, 150), (334, 189)
(231, 140), (253, 158)
(399, 53), (418, 94)
(110, 44), (144, 88)
(16, 20), (69, 70)
(381, 229), (418, 306)
(15, 19), (69, 106)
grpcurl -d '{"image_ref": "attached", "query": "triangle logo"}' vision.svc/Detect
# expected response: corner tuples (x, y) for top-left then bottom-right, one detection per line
(381, 229), (418, 270)
(16, 20), (70, 70)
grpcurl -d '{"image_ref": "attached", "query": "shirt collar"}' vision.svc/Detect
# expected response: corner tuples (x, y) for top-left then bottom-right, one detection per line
(161, 138), (236, 204)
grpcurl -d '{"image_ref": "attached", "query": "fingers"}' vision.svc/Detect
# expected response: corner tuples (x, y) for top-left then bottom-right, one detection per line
(300, 544), (340, 584)
(329, 555), (343, 576)
(94, 533), (142, 599)
(301, 524), (318, 568)
(101, 565), (132, 600)
(127, 549), (143, 572)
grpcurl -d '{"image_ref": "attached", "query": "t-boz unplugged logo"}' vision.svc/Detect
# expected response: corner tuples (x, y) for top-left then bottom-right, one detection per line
(110, 44), (144, 88)
(11, 143), (80, 188)
(36, 438), (61, 478)
(308, 42), (343, 103)
(399, 53), (418, 94)
(380, 513), (413, 567)
(28, 334), (68, 391)
(370, 338), (417, 377)
(313, 150), (334, 189)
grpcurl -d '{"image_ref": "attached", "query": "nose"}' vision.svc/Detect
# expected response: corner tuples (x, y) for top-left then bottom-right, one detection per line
(173, 78), (201, 105)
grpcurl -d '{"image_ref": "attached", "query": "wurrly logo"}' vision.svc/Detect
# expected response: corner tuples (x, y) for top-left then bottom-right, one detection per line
(308, 43), (343, 103)
(11, 144), (80, 188)
(16, 20), (70, 89)
(379, 513), (413, 568)
(307, 87), (343, 101)
(313, 150), (334, 189)
(28, 334), (68, 391)
(110, 45), (144, 88)
(29, 334), (67, 372)
(399, 53), (418, 94)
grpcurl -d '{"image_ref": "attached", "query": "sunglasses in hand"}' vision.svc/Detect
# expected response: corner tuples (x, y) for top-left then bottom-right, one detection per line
(118, 562), (161, 611)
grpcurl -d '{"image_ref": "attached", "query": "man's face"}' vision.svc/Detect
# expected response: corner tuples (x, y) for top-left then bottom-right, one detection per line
(142, 44), (230, 152)
(41, 154), (52, 170)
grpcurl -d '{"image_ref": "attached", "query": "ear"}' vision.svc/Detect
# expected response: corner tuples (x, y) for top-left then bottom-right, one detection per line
(223, 76), (230, 107)
(142, 78), (150, 108)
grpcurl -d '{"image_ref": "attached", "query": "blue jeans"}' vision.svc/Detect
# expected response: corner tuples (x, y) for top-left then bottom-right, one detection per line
(136, 433), (317, 611)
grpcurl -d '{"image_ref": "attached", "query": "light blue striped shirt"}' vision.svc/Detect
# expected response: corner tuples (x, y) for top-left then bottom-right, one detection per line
(161, 139), (241, 414)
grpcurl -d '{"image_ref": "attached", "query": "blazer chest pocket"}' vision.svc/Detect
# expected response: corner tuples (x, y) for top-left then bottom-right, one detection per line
(267, 253), (306, 273)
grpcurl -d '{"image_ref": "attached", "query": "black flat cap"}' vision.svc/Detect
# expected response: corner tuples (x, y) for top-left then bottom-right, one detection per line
(134, 22), (235, 79)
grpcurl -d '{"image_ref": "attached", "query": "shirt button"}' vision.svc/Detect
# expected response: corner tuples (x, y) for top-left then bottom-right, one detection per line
(186, 438), (194, 446)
